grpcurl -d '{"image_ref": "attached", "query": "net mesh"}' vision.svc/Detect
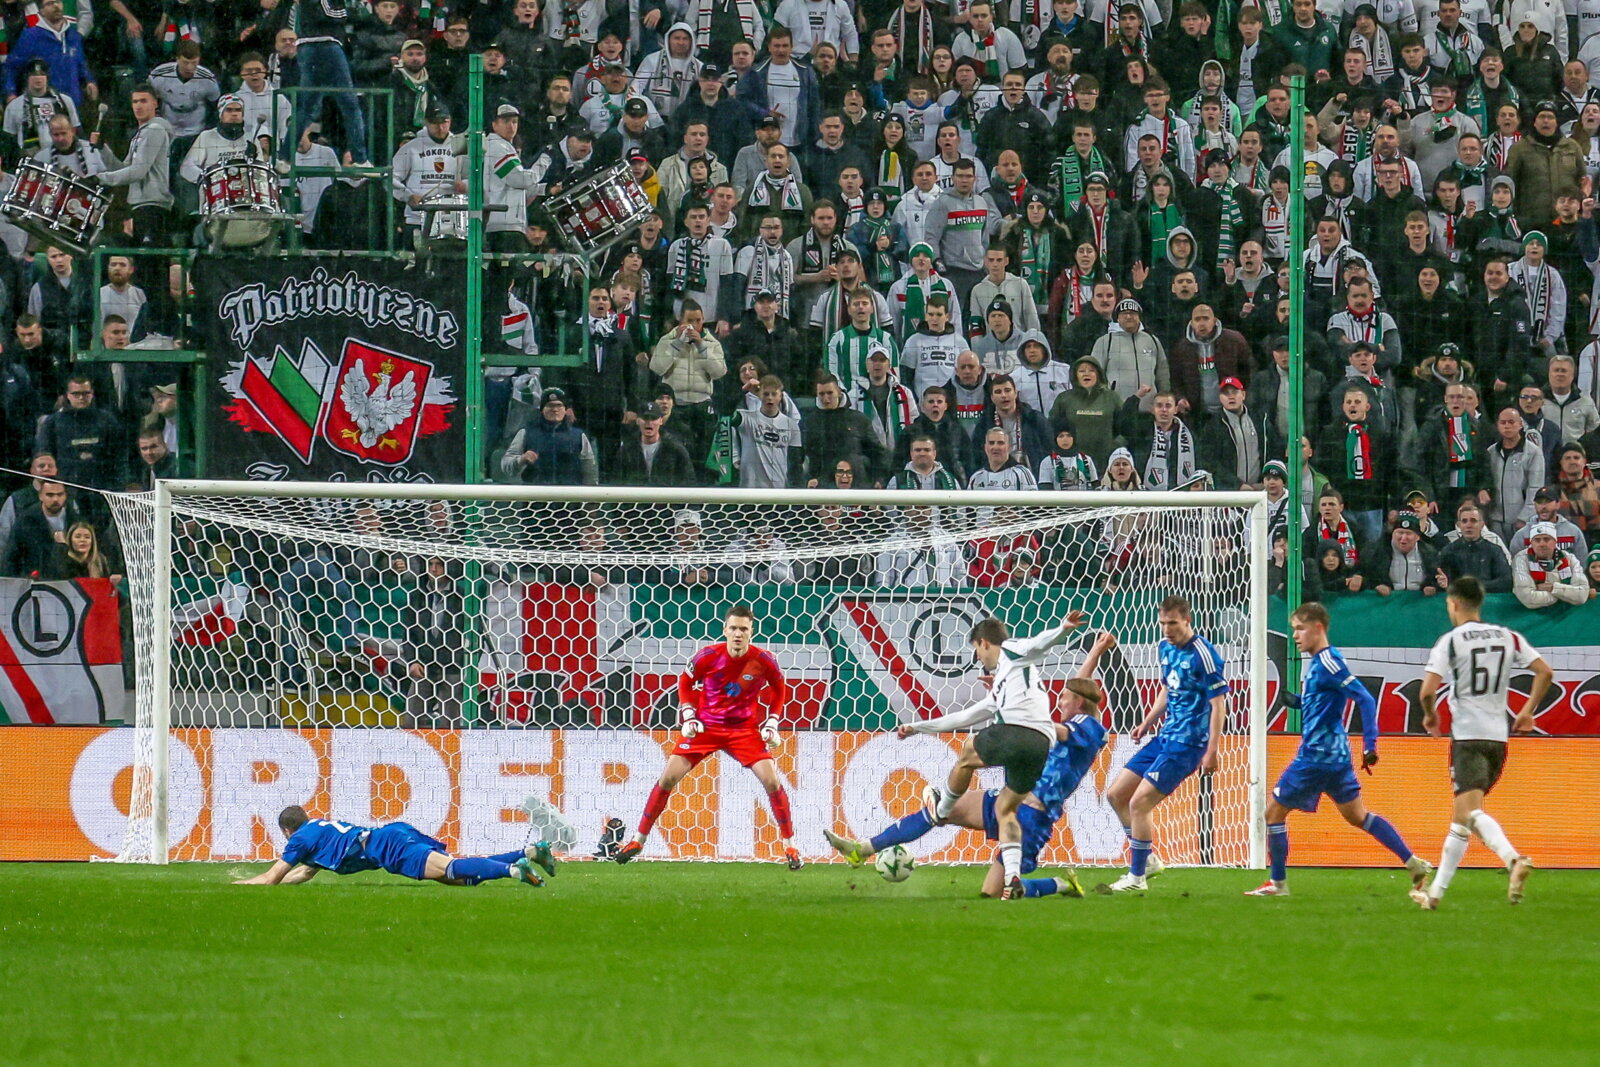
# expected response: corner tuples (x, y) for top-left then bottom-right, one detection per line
(107, 487), (1264, 868)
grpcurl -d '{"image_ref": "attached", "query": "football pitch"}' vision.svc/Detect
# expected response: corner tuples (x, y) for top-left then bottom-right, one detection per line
(6, 863), (1597, 1066)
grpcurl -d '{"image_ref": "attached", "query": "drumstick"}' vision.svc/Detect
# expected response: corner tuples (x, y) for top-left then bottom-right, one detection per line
(91, 102), (108, 145)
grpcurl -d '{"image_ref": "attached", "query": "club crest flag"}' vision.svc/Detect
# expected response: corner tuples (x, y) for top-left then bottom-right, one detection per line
(202, 256), (467, 481)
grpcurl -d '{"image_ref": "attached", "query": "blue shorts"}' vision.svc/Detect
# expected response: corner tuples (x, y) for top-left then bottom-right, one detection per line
(361, 823), (448, 880)
(1273, 758), (1362, 813)
(981, 789), (1055, 875)
(1122, 737), (1206, 795)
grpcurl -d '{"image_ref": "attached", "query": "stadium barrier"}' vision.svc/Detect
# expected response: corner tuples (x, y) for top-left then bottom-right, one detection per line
(4, 727), (1595, 867)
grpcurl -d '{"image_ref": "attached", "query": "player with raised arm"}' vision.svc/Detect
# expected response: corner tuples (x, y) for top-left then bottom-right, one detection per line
(1245, 602), (1432, 897)
(1102, 596), (1228, 894)
(233, 806), (556, 887)
(615, 604), (803, 869)
(891, 611), (1091, 900)
(1413, 576), (1553, 909)
(826, 630), (1118, 899)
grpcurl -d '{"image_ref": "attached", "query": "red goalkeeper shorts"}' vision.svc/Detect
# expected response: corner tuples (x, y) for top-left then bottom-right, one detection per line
(673, 724), (771, 768)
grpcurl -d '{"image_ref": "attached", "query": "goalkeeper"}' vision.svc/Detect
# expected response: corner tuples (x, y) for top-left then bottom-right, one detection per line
(826, 630), (1115, 899)
(615, 604), (804, 869)
(233, 805), (556, 888)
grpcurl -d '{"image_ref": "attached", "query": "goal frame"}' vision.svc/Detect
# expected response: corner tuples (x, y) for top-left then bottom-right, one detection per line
(139, 480), (1272, 868)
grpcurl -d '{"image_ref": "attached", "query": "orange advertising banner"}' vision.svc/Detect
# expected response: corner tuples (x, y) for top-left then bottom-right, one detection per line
(2, 728), (1596, 868)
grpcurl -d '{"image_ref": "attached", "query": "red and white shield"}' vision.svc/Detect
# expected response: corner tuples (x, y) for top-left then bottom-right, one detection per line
(320, 340), (434, 465)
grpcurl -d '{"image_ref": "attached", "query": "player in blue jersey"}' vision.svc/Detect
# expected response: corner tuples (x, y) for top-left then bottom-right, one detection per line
(1103, 596), (1228, 893)
(822, 631), (1117, 899)
(232, 806), (557, 888)
(1244, 602), (1432, 897)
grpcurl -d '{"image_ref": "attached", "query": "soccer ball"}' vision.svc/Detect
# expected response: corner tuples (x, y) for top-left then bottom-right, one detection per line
(874, 844), (915, 883)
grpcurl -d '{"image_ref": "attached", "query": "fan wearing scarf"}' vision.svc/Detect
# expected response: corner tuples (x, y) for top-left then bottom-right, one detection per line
(1304, 486), (1364, 582)
(1053, 117), (1113, 215)
(1125, 390), (1198, 490)
(889, 242), (963, 338)
(1316, 384), (1396, 543)
(847, 347), (919, 455)
(951, 0), (1026, 80)
(1123, 80), (1196, 178)
(1512, 521), (1589, 607)
(1025, 41), (1080, 123)
(734, 212), (798, 319)
(1003, 190), (1070, 309)
(1414, 381), (1491, 505)
(1326, 278), (1401, 378)
(666, 204), (738, 329)
(1038, 417), (1100, 489)
(849, 188), (906, 291)
(1508, 230), (1566, 353)
(825, 288), (901, 394)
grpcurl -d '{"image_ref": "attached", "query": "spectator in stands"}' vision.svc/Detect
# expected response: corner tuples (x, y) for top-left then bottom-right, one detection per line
(98, 85), (175, 249)
(893, 385), (968, 482)
(25, 246), (88, 343)
(805, 374), (889, 485)
(1125, 390), (1199, 491)
(132, 428), (177, 490)
(874, 504), (967, 586)
(725, 288), (803, 389)
(1438, 500), (1513, 591)
(3, 0), (96, 107)
(1487, 405), (1546, 541)
(0, 452), (52, 561)
(97, 258), (148, 334)
(2, 480), (74, 578)
(892, 432), (962, 491)
(35, 374), (123, 491)
(1037, 418), (1099, 490)
(1362, 513), (1440, 596)
(49, 521), (121, 583)
(1543, 353), (1600, 445)
(500, 388), (599, 485)
(926, 158), (1000, 309)
(1414, 381), (1492, 510)
(1550, 443), (1600, 540)
(1201, 377), (1269, 491)
(732, 374), (805, 488)
(4, 60), (81, 161)
(1510, 487), (1586, 555)
(1504, 100), (1584, 226)
(1512, 520), (1590, 606)
(1517, 377), (1565, 471)
(1170, 303), (1249, 418)
(1305, 486), (1363, 577)
(1092, 298), (1170, 413)
(649, 300), (726, 467)
(1317, 383), (1395, 543)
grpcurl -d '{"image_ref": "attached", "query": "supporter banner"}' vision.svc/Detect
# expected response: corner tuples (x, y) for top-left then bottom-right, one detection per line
(500, 586), (1600, 735)
(199, 256), (466, 482)
(4, 728), (1597, 867)
(0, 579), (123, 725)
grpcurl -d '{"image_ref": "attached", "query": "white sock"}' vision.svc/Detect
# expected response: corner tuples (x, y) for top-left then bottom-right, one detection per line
(936, 785), (963, 820)
(1468, 810), (1519, 865)
(1430, 824), (1472, 899)
(999, 842), (1022, 883)
(632, 832), (648, 845)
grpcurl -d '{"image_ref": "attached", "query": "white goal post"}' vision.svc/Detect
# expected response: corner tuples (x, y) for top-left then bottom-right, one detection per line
(106, 481), (1271, 869)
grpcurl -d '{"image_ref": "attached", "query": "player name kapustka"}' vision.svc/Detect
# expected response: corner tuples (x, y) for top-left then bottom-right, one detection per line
(217, 267), (461, 350)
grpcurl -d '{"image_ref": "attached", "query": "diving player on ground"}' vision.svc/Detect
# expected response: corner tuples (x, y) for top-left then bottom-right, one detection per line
(233, 805), (556, 887)
(1413, 576), (1553, 909)
(616, 604), (804, 869)
(1245, 602), (1432, 897)
(891, 611), (1091, 900)
(827, 629), (1117, 899)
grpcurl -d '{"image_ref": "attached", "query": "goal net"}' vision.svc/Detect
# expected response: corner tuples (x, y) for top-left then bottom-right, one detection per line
(104, 483), (1269, 869)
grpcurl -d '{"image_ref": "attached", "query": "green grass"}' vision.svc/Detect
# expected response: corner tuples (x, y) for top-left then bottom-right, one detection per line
(3, 862), (1597, 1066)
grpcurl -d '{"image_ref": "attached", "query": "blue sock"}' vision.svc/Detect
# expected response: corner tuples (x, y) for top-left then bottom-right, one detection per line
(1267, 822), (1289, 882)
(1021, 877), (1058, 898)
(1362, 812), (1413, 863)
(870, 810), (935, 853)
(1130, 838), (1152, 877)
(445, 857), (513, 885)
(489, 850), (524, 865)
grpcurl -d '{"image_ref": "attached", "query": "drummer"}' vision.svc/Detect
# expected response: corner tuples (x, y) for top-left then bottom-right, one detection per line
(34, 114), (107, 179)
(178, 95), (268, 189)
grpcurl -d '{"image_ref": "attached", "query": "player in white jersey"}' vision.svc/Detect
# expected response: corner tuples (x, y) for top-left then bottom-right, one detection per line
(898, 611), (1089, 899)
(1413, 576), (1553, 909)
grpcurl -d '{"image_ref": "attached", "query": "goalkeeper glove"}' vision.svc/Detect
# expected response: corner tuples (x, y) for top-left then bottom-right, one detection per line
(678, 705), (704, 739)
(1281, 692), (1301, 709)
(760, 717), (781, 749)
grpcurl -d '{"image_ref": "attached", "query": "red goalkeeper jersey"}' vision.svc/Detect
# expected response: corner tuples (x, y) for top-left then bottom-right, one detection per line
(678, 642), (787, 728)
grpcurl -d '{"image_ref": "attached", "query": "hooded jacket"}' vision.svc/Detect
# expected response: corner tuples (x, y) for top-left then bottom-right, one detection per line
(1169, 323), (1251, 415)
(1050, 357), (1124, 467)
(1090, 326), (1170, 410)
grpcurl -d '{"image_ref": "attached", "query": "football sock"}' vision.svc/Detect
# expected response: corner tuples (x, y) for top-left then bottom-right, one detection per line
(1022, 877), (1058, 898)
(445, 857), (512, 885)
(870, 809), (936, 853)
(1468, 809), (1519, 864)
(1430, 823), (1472, 898)
(1267, 822), (1289, 883)
(1361, 812), (1412, 863)
(1130, 838), (1152, 878)
(936, 786), (962, 821)
(1122, 824), (1133, 843)
(999, 842), (1022, 883)
(767, 787), (795, 839)
(489, 850), (525, 865)
(636, 784), (671, 839)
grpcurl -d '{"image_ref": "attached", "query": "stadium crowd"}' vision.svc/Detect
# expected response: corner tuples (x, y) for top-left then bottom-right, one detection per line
(0, 0), (1598, 609)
